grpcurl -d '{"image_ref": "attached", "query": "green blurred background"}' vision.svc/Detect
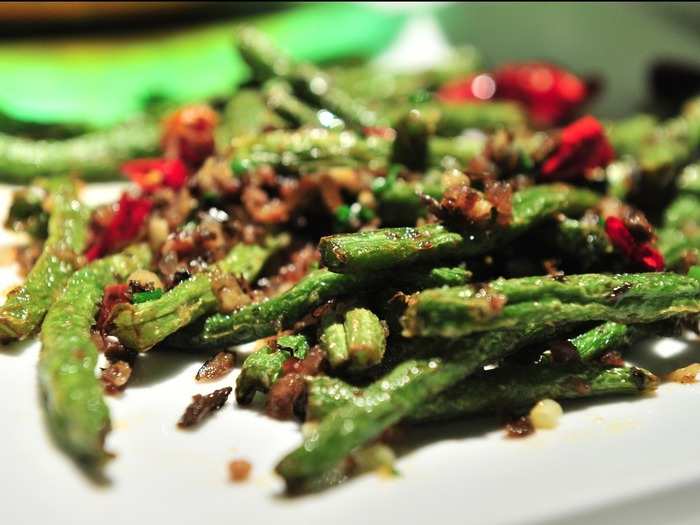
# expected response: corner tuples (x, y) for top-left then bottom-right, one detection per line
(1, 2), (699, 126)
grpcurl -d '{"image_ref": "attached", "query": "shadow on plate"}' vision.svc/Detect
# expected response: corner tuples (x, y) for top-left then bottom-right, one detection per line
(0, 338), (35, 356)
(128, 348), (205, 388)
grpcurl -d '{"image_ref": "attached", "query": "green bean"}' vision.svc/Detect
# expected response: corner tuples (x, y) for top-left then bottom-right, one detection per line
(568, 322), (640, 361)
(262, 79), (337, 129)
(320, 184), (599, 273)
(552, 216), (615, 271)
(343, 308), (386, 371)
(326, 46), (482, 103)
(173, 261), (476, 353)
(235, 345), (289, 405)
(277, 334), (310, 359)
(418, 101), (525, 136)
(306, 364), (657, 422)
(318, 312), (349, 369)
(239, 28), (517, 135)
(0, 116), (159, 182)
(0, 109), (94, 139)
(275, 323), (560, 490)
(238, 28), (381, 130)
(402, 272), (700, 338)
(392, 266), (473, 291)
(230, 129), (391, 173)
(112, 235), (289, 351)
(216, 88), (286, 148)
(607, 115), (658, 158)
(0, 178), (89, 342)
(658, 164), (700, 271)
(391, 109), (430, 171)
(169, 268), (370, 350)
(38, 244), (152, 464)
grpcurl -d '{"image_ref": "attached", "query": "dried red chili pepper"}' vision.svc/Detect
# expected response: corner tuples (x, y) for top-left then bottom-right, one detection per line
(96, 283), (131, 330)
(162, 104), (218, 167)
(121, 158), (189, 192)
(437, 62), (589, 126)
(540, 116), (614, 180)
(604, 216), (665, 272)
(85, 193), (152, 261)
(438, 73), (495, 103)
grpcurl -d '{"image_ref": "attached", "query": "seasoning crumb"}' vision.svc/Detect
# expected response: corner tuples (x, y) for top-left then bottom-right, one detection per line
(195, 351), (236, 382)
(229, 459), (252, 482)
(505, 415), (534, 438)
(101, 360), (132, 395)
(667, 363), (700, 384)
(177, 387), (232, 428)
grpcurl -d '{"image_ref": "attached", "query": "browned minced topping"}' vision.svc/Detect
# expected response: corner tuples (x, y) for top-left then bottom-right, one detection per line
(291, 301), (336, 333)
(102, 334), (137, 363)
(317, 168), (364, 213)
(267, 347), (327, 420)
(469, 129), (557, 179)
(282, 346), (326, 376)
(211, 270), (252, 313)
(254, 244), (320, 299)
(484, 180), (513, 227)
(101, 360), (133, 395)
(228, 459), (252, 483)
(438, 185), (495, 227)
(151, 187), (197, 232)
(157, 216), (232, 288)
(266, 374), (307, 421)
(193, 156), (240, 196)
(549, 340), (581, 365)
(239, 165), (312, 225)
(195, 351), (236, 382)
(434, 180), (513, 232)
(242, 184), (290, 224)
(504, 415), (535, 438)
(177, 386), (232, 428)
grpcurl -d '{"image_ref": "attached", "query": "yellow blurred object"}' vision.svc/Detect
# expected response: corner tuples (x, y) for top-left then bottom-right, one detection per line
(0, 2), (207, 22)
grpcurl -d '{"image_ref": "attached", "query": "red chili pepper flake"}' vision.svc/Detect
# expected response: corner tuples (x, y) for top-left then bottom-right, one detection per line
(96, 283), (131, 330)
(437, 62), (589, 126)
(363, 126), (396, 140)
(121, 157), (189, 192)
(162, 104), (218, 167)
(540, 116), (614, 180)
(438, 73), (496, 103)
(85, 193), (152, 261)
(605, 216), (665, 272)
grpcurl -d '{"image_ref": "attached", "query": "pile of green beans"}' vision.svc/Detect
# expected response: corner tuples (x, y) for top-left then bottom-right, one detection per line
(4, 25), (700, 497)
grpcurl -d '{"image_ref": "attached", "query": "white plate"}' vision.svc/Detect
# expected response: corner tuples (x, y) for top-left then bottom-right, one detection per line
(2, 186), (700, 525)
(3, 15), (700, 525)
